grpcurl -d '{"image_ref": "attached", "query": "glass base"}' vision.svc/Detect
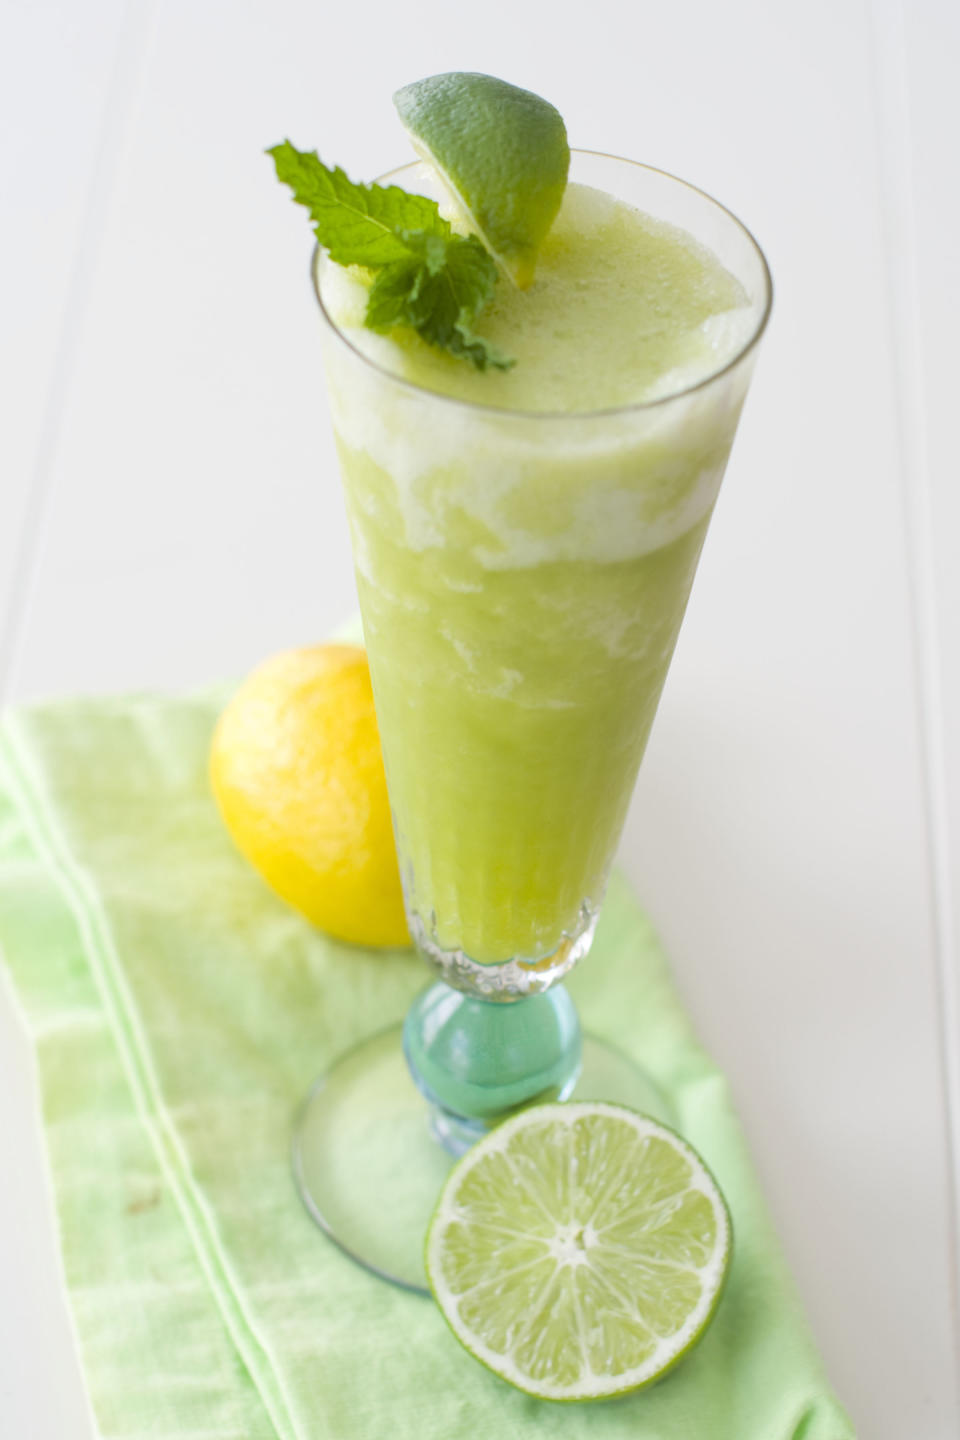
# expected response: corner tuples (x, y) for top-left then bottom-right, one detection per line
(292, 1023), (675, 1294)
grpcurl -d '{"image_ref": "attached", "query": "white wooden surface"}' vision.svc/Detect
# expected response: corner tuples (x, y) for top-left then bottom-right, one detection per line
(1, 2), (958, 1435)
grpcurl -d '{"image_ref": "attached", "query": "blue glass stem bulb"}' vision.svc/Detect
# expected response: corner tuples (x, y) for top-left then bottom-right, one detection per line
(402, 981), (582, 1155)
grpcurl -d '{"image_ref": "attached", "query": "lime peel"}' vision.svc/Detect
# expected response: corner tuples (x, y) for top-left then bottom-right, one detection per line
(394, 72), (570, 289)
(425, 1101), (732, 1401)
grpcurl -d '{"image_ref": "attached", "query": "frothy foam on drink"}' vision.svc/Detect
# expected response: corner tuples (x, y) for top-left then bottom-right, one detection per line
(317, 181), (756, 570)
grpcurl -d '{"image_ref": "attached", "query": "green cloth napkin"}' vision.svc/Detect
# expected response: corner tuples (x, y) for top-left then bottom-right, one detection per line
(0, 689), (853, 1440)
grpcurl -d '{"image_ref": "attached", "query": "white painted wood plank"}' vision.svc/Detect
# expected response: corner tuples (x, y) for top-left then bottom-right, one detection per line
(1, 0), (957, 1435)
(0, 0), (131, 694)
(898, 0), (960, 1355)
(0, 5), (134, 1435)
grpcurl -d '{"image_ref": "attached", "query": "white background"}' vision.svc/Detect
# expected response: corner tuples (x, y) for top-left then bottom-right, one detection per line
(2, 1), (959, 1435)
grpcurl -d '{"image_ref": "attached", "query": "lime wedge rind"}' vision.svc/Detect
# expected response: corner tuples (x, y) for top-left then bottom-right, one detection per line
(394, 71), (570, 289)
(425, 1102), (732, 1402)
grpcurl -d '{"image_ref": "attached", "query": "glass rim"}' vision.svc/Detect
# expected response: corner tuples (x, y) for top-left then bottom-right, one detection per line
(310, 149), (773, 422)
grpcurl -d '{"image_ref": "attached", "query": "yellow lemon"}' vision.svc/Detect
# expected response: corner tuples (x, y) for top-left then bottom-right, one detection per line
(210, 644), (410, 948)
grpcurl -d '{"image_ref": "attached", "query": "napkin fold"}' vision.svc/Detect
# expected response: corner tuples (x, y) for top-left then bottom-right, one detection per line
(0, 689), (853, 1439)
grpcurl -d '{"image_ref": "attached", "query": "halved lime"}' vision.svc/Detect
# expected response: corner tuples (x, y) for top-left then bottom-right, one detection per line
(393, 72), (569, 289)
(425, 1102), (732, 1401)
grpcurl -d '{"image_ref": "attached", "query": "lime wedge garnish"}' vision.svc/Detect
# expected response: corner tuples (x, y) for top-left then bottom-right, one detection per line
(394, 72), (569, 289)
(425, 1102), (732, 1401)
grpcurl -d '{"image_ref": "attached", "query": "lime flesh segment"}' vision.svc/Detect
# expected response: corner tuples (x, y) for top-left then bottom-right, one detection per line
(394, 72), (569, 288)
(425, 1102), (732, 1401)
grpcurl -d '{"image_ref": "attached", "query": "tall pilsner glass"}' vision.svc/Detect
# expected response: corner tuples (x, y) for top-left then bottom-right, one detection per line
(293, 152), (771, 1291)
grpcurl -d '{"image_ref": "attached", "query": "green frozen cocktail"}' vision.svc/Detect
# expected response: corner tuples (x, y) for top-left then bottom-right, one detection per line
(276, 73), (770, 1292)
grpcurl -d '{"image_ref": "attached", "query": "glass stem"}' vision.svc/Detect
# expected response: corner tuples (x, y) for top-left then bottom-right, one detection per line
(402, 981), (582, 1156)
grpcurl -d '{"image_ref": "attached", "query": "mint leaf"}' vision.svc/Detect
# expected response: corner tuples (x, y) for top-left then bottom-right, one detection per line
(366, 233), (512, 372)
(269, 143), (514, 370)
(364, 258), (422, 331)
(449, 315), (514, 373)
(268, 141), (448, 267)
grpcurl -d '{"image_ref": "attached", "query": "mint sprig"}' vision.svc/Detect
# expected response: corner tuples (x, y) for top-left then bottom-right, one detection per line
(269, 142), (513, 371)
